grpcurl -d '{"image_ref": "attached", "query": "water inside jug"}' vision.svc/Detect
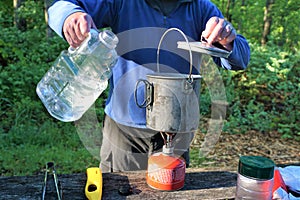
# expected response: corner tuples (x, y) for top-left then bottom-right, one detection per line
(36, 29), (119, 122)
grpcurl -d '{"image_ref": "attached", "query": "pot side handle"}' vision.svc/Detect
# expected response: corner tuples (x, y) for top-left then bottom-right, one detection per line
(134, 79), (153, 108)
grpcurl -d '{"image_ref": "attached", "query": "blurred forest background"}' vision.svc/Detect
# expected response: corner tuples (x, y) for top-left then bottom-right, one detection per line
(0, 0), (299, 176)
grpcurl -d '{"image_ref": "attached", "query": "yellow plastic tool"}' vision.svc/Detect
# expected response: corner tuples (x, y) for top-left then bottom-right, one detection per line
(85, 167), (103, 200)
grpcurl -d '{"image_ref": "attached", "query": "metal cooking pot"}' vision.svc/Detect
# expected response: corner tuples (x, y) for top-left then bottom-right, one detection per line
(134, 28), (201, 133)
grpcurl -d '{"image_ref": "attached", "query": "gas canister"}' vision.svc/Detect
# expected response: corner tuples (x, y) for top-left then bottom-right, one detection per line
(146, 145), (186, 191)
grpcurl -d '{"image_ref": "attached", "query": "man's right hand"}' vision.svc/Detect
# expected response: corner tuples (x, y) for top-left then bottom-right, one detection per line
(63, 12), (97, 48)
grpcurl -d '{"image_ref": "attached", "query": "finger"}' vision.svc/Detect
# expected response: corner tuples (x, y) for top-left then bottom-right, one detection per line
(63, 18), (82, 47)
(63, 12), (94, 48)
(64, 23), (80, 47)
(218, 28), (236, 51)
(206, 19), (227, 44)
(201, 17), (219, 40)
(223, 28), (236, 44)
(77, 14), (92, 40)
(91, 20), (97, 29)
(219, 23), (233, 40)
(219, 25), (236, 44)
(86, 14), (97, 32)
(68, 20), (83, 47)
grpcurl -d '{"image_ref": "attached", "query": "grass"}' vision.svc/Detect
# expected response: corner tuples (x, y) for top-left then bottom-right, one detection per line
(0, 114), (99, 176)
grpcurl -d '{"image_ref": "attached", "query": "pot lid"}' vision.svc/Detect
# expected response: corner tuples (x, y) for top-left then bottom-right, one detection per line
(177, 41), (232, 58)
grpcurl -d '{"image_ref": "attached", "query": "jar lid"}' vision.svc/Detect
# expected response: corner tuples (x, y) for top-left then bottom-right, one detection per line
(238, 156), (275, 180)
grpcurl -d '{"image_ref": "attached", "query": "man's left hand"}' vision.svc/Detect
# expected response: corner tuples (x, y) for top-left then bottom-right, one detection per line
(202, 16), (236, 51)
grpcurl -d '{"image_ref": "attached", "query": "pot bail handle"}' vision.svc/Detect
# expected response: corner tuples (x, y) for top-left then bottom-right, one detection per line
(157, 28), (193, 82)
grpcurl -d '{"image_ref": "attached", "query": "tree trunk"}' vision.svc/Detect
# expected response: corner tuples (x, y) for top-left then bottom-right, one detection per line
(44, 0), (55, 38)
(278, 0), (289, 46)
(13, 0), (26, 30)
(238, 0), (246, 31)
(261, 0), (275, 45)
(225, 0), (235, 22)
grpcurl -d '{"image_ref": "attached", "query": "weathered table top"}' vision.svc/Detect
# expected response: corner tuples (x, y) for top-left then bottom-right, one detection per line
(0, 168), (237, 200)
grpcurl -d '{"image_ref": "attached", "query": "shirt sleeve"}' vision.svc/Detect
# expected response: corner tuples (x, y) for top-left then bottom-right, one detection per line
(48, 1), (86, 38)
(219, 34), (251, 70)
(200, 0), (251, 70)
(48, 0), (118, 38)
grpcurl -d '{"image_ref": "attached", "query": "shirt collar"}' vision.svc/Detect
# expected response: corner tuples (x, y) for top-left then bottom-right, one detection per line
(145, 0), (193, 5)
(145, 0), (193, 16)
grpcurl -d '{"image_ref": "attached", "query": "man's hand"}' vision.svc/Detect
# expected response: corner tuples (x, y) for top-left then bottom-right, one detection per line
(202, 17), (236, 51)
(63, 12), (97, 48)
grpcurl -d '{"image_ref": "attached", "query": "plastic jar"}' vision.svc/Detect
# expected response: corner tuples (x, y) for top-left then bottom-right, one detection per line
(235, 156), (275, 200)
(36, 29), (118, 122)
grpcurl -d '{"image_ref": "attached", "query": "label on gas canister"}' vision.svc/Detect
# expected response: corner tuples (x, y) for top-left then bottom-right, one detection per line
(146, 161), (185, 191)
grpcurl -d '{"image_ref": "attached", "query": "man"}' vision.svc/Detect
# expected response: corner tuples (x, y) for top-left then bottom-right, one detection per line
(48, 0), (250, 172)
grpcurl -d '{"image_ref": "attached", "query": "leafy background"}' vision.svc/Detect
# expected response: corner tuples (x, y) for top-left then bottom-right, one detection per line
(0, 0), (299, 176)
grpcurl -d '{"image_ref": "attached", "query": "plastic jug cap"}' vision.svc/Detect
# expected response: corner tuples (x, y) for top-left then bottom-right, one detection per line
(99, 30), (119, 49)
(238, 156), (275, 180)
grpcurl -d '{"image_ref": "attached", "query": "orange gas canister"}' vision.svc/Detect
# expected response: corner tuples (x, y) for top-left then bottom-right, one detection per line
(146, 146), (186, 191)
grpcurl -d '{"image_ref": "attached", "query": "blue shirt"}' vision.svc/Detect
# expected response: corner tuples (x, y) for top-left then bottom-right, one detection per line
(48, 0), (250, 128)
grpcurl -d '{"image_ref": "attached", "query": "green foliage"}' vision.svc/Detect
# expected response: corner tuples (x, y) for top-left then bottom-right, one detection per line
(0, 1), (99, 176)
(194, 42), (299, 162)
(0, 0), (13, 27)
(199, 43), (300, 138)
(211, 0), (300, 51)
(189, 148), (213, 168)
(0, 0), (299, 176)
(269, 0), (300, 49)
(0, 119), (99, 176)
(17, 0), (46, 30)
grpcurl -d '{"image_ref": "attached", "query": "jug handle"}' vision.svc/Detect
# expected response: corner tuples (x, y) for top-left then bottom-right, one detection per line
(67, 29), (100, 54)
(134, 79), (153, 108)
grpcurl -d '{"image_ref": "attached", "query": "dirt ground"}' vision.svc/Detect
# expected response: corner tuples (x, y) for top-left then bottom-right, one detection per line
(191, 130), (300, 170)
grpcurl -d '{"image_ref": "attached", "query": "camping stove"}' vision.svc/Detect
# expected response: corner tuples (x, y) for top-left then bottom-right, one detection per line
(140, 27), (231, 191)
(146, 132), (186, 191)
(138, 28), (200, 191)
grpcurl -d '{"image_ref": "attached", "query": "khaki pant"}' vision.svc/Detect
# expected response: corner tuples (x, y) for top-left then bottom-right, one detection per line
(100, 115), (194, 172)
